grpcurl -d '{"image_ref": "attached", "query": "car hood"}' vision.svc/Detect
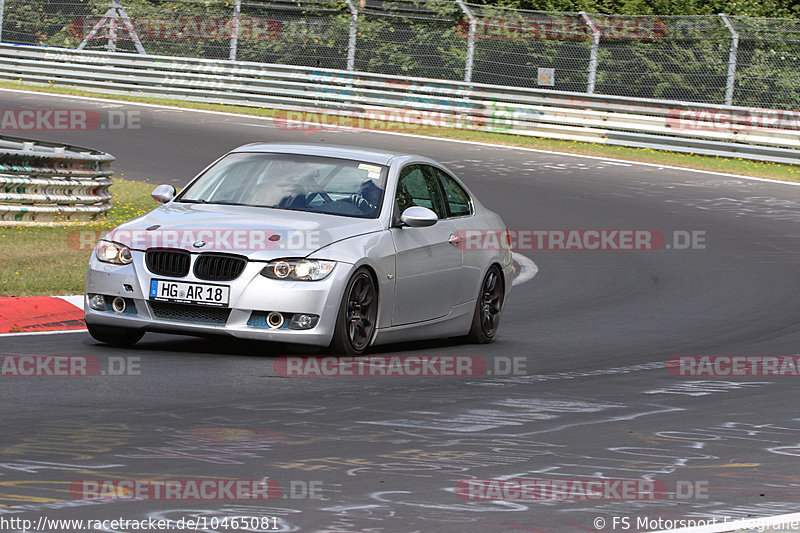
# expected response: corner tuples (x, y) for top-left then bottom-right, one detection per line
(106, 202), (383, 260)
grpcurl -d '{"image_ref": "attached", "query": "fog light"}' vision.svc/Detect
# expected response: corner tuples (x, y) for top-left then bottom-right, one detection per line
(266, 311), (285, 329)
(88, 294), (106, 311)
(112, 297), (127, 313)
(289, 314), (319, 330)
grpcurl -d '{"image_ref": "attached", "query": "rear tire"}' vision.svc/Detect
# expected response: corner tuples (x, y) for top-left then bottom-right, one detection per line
(87, 324), (144, 346)
(466, 265), (505, 344)
(329, 268), (378, 355)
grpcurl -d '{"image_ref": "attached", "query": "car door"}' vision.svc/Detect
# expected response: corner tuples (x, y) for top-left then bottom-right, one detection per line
(390, 164), (462, 325)
(434, 166), (481, 305)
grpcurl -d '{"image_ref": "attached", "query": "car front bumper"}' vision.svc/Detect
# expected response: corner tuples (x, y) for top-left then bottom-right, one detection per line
(84, 252), (351, 347)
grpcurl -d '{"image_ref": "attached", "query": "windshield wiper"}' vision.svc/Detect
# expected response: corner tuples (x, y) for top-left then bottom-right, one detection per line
(178, 199), (251, 206)
(207, 201), (251, 206)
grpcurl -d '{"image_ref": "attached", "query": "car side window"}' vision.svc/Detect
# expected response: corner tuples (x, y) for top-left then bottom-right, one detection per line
(436, 169), (472, 218)
(396, 165), (447, 219)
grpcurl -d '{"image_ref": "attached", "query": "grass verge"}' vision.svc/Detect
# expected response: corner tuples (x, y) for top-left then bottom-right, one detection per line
(0, 179), (155, 296)
(0, 79), (798, 183)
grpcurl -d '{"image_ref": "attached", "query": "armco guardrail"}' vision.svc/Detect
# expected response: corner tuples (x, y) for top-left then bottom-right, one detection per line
(3, 0), (799, 110)
(0, 44), (797, 165)
(0, 135), (113, 224)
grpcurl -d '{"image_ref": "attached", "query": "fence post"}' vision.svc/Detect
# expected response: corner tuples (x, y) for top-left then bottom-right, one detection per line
(0, 0), (5, 42)
(719, 13), (739, 106)
(107, 2), (118, 51)
(230, 0), (241, 61)
(344, 0), (358, 71)
(580, 11), (600, 94)
(455, 0), (476, 83)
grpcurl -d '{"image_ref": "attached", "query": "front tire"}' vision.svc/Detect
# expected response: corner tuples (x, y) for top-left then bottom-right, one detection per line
(466, 265), (505, 344)
(329, 268), (378, 355)
(87, 324), (144, 346)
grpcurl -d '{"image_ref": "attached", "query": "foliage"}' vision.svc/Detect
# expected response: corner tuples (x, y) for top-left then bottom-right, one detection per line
(1, 0), (798, 109)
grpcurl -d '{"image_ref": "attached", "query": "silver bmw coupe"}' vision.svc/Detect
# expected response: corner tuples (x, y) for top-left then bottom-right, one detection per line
(84, 143), (513, 354)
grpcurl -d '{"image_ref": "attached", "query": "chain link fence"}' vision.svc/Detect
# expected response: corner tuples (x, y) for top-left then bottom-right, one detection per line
(1, 0), (798, 109)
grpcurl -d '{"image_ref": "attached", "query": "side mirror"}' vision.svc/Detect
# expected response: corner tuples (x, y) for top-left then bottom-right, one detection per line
(400, 206), (438, 228)
(151, 184), (176, 204)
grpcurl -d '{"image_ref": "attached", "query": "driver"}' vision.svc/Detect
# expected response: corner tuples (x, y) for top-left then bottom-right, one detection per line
(252, 159), (313, 207)
(349, 179), (383, 216)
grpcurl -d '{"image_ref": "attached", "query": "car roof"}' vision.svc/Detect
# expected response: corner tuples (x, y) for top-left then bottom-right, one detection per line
(230, 143), (413, 165)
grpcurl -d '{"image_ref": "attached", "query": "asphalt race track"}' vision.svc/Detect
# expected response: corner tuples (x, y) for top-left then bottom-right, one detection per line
(2, 89), (800, 533)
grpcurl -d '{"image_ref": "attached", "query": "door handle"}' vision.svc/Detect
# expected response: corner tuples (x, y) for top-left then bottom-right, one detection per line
(448, 233), (464, 246)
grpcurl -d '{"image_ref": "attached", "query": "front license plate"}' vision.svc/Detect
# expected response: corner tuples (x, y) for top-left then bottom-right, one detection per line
(149, 279), (230, 307)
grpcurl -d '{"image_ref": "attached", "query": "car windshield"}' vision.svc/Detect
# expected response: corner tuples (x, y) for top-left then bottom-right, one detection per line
(177, 152), (388, 218)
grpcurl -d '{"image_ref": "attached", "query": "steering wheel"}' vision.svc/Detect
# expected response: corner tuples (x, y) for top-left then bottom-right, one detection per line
(344, 193), (376, 213)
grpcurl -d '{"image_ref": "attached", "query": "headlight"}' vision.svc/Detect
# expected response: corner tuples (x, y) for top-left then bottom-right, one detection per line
(95, 240), (133, 265)
(261, 259), (335, 281)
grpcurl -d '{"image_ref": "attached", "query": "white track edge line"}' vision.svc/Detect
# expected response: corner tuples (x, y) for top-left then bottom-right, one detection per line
(0, 328), (86, 337)
(55, 295), (84, 308)
(512, 252), (538, 286)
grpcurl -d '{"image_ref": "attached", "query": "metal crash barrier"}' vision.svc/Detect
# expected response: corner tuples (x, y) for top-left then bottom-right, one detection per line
(0, 136), (113, 224)
(0, 44), (796, 165)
